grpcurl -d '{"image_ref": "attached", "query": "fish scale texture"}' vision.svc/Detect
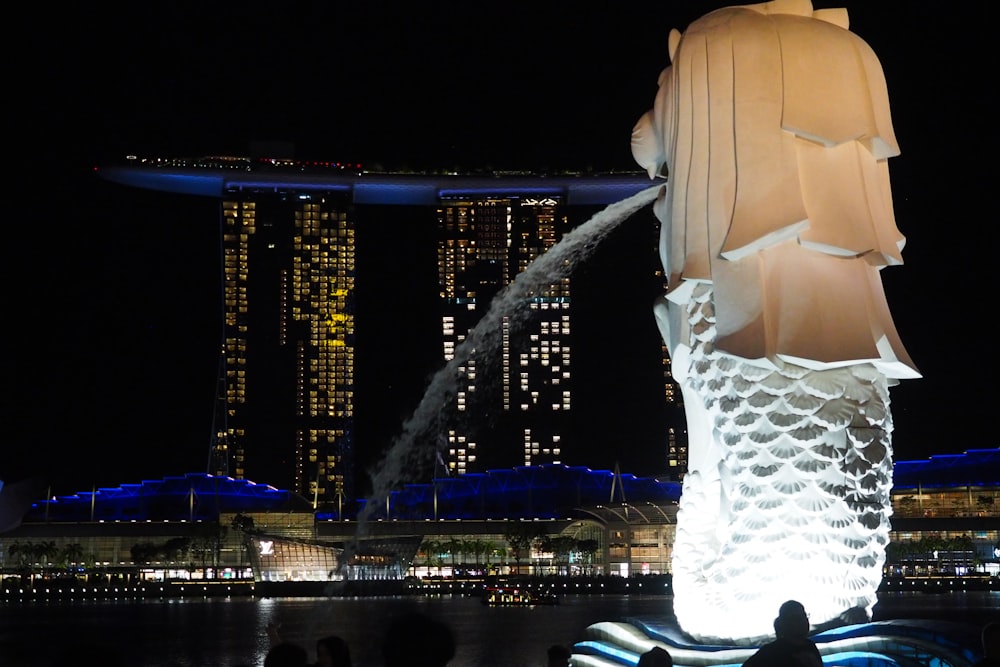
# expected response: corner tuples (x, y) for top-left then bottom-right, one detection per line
(671, 283), (893, 644)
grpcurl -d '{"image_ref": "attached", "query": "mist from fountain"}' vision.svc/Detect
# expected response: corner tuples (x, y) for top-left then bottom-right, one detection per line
(348, 184), (660, 544)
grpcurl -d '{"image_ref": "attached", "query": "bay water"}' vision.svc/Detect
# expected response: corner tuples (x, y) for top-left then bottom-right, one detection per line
(1, 591), (996, 666)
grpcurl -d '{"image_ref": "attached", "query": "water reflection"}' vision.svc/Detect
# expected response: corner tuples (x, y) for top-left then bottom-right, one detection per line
(0, 592), (995, 667)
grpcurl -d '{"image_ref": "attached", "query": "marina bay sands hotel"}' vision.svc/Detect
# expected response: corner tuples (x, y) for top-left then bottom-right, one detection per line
(98, 155), (683, 506)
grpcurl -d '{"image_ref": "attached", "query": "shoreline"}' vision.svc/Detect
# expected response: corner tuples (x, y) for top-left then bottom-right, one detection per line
(1, 573), (998, 602)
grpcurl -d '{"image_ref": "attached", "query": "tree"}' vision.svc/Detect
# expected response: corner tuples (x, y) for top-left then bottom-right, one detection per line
(7, 541), (32, 583)
(131, 543), (158, 564)
(191, 522), (228, 575)
(548, 536), (578, 576)
(164, 537), (192, 562)
(444, 538), (463, 574)
(468, 538), (493, 571)
(7, 541), (25, 568)
(230, 513), (257, 534)
(577, 539), (600, 576)
(458, 538), (478, 574)
(420, 539), (445, 577)
(34, 541), (58, 568)
(59, 543), (84, 572)
(503, 523), (546, 576)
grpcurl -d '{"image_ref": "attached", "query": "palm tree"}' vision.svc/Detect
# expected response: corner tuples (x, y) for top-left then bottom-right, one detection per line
(7, 541), (22, 567)
(416, 539), (431, 571)
(421, 539), (445, 577)
(488, 543), (506, 573)
(458, 538), (477, 575)
(6, 541), (30, 584)
(469, 538), (493, 573)
(36, 541), (58, 567)
(444, 538), (463, 575)
(31, 541), (58, 582)
(60, 543), (85, 573)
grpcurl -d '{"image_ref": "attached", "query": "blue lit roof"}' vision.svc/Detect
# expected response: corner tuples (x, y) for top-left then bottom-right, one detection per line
(16, 450), (999, 524)
(96, 164), (656, 206)
(350, 465), (682, 521)
(892, 448), (1000, 489)
(19, 466), (678, 523)
(23, 473), (312, 523)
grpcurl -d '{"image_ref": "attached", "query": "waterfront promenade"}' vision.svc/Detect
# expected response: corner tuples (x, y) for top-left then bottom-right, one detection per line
(3, 572), (998, 602)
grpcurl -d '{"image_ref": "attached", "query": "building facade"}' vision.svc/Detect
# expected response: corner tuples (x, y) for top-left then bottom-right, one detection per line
(98, 157), (672, 501)
(436, 195), (576, 474)
(210, 188), (358, 508)
(3, 451), (999, 590)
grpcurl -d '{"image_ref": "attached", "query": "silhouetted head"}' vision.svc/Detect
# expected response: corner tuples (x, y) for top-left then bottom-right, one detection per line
(774, 600), (810, 639)
(983, 621), (1000, 658)
(636, 645), (673, 667)
(264, 641), (308, 667)
(547, 643), (572, 666)
(49, 640), (126, 667)
(382, 610), (455, 667)
(316, 634), (352, 667)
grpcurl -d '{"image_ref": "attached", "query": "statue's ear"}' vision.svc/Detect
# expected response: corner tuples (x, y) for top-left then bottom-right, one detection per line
(668, 28), (681, 63)
(813, 7), (848, 29)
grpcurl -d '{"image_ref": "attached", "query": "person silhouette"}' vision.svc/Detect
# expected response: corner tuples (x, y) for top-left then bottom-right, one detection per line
(315, 634), (352, 667)
(264, 641), (309, 667)
(637, 645), (673, 666)
(546, 644), (572, 667)
(381, 610), (455, 667)
(972, 621), (1000, 667)
(266, 621), (351, 667)
(741, 600), (822, 667)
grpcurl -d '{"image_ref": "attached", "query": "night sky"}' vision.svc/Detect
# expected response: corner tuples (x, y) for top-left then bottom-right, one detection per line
(4, 1), (992, 496)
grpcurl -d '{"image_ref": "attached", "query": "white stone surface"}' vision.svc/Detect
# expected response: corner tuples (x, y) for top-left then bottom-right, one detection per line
(632, 0), (919, 643)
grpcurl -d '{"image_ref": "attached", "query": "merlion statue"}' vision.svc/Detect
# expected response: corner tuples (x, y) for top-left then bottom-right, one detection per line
(631, 0), (919, 644)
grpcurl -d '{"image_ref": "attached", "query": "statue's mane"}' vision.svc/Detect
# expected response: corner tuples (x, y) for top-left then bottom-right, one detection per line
(633, 0), (917, 378)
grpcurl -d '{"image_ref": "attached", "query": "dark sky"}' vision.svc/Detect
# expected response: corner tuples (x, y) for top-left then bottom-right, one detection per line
(4, 1), (992, 496)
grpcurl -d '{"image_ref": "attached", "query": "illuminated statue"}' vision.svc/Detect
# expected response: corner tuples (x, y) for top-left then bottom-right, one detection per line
(631, 0), (919, 644)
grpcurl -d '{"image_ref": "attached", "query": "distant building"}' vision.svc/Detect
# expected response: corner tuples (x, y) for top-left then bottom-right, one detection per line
(4, 465), (683, 585)
(213, 186), (360, 507)
(2, 451), (998, 588)
(436, 195), (574, 474)
(97, 157), (667, 502)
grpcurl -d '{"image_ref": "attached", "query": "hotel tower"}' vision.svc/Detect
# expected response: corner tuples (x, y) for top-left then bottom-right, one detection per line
(99, 155), (682, 502)
(211, 185), (357, 507)
(436, 195), (573, 475)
